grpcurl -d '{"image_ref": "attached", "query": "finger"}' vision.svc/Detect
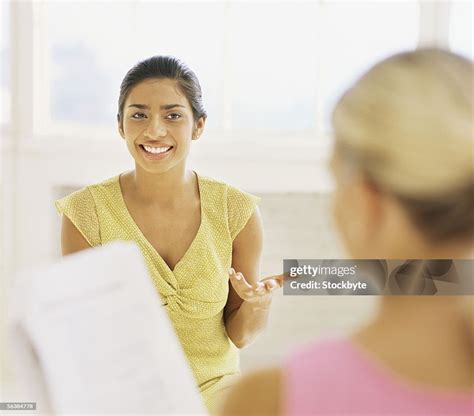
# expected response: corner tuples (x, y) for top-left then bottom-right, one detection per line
(228, 268), (242, 283)
(248, 281), (268, 298)
(253, 280), (264, 289)
(264, 280), (277, 291)
(262, 277), (284, 290)
(249, 286), (267, 300)
(261, 274), (286, 287)
(245, 285), (265, 299)
(255, 282), (266, 294)
(229, 269), (254, 292)
(236, 272), (254, 290)
(276, 275), (285, 287)
(229, 270), (275, 299)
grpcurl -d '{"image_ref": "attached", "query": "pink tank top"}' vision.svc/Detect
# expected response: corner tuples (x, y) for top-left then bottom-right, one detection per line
(285, 338), (473, 415)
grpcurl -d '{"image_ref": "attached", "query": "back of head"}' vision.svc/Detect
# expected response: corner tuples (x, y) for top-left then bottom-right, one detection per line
(332, 48), (474, 243)
(332, 49), (474, 342)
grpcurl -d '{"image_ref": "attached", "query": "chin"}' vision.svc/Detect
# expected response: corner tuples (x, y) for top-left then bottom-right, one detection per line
(139, 163), (174, 175)
(136, 157), (184, 176)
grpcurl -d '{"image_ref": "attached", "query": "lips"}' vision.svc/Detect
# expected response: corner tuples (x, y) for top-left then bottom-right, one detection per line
(138, 144), (174, 160)
(140, 144), (173, 154)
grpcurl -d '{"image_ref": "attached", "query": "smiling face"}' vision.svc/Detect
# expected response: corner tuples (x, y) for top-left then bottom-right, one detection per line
(118, 78), (205, 175)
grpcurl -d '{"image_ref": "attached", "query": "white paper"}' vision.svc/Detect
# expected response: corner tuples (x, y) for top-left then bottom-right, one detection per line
(7, 241), (207, 416)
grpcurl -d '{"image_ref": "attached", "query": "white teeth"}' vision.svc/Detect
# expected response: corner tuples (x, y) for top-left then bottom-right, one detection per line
(143, 145), (171, 154)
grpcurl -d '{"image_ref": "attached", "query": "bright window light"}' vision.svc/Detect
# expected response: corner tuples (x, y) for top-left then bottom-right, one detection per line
(48, 1), (226, 131)
(0, 1), (10, 126)
(320, 1), (419, 132)
(45, 1), (421, 138)
(228, 2), (320, 132)
(449, 1), (473, 59)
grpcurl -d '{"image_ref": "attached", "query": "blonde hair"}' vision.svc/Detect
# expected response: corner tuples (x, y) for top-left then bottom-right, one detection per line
(332, 48), (474, 242)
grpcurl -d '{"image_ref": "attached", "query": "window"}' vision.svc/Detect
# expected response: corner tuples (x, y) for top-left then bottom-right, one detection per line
(320, 1), (419, 131)
(38, 1), (422, 139)
(0, 1), (10, 126)
(449, 1), (472, 59)
(47, 1), (226, 132)
(227, 2), (320, 132)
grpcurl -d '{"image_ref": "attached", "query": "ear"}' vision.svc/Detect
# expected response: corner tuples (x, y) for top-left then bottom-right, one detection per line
(117, 121), (125, 140)
(192, 117), (206, 141)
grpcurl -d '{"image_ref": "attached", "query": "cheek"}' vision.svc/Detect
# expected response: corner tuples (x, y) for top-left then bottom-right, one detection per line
(330, 186), (346, 233)
(174, 121), (194, 138)
(330, 183), (357, 251)
(123, 121), (142, 138)
(172, 124), (195, 150)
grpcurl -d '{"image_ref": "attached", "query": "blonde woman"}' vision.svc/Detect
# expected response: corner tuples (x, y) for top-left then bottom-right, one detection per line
(221, 49), (474, 415)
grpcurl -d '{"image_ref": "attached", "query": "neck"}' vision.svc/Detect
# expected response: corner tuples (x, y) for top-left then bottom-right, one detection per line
(130, 164), (196, 205)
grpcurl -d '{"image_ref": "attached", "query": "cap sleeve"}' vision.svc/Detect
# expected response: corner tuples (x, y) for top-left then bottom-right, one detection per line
(226, 184), (261, 241)
(54, 187), (101, 247)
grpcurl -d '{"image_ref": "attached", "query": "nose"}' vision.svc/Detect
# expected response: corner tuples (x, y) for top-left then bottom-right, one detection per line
(144, 116), (167, 139)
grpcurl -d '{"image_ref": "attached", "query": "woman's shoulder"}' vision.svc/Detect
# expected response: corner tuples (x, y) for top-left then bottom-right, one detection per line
(219, 341), (365, 415)
(219, 366), (282, 416)
(61, 174), (120, 198)
(286, 337), (364, 376)
(196, 171), (260, 202)
(289, 336), (353, 358)
(195, 171), (240, 190)
(55, 173), (122, 215)
(197, 172), (261, 238)
(196, 172), (228, 192)
(73, 174), (123, 203)
(86, 173), (121, 194)
(54, 173), (125, 247)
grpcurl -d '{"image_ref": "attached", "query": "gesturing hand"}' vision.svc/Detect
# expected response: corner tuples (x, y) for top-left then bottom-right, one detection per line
(228, 268), (285, 305)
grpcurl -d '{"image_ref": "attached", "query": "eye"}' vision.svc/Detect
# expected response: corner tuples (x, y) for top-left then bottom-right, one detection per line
(165, 113), (182, 120)
(131, 112), (146, 119)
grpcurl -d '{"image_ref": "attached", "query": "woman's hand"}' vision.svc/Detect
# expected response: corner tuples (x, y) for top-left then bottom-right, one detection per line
(228, 268), (284, 306)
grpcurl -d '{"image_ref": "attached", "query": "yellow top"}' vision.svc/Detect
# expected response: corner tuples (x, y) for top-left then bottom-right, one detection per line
(55, 172), (260, 414)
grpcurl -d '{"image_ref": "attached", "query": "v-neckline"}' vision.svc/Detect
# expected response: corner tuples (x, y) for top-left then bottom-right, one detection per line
(116, 170), (205, 275)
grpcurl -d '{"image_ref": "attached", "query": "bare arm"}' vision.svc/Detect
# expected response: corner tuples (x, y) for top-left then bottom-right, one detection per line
(224, 207), (277, 348)
(218, 367), (283, 416)
(60, 215), (92, 256)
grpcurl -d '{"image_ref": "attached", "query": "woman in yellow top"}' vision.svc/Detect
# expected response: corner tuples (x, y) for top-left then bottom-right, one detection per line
(55, 55), (282, 413)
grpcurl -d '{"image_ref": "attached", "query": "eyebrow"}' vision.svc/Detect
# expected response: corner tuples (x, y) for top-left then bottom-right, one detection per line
(127, 104), (186, 110)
